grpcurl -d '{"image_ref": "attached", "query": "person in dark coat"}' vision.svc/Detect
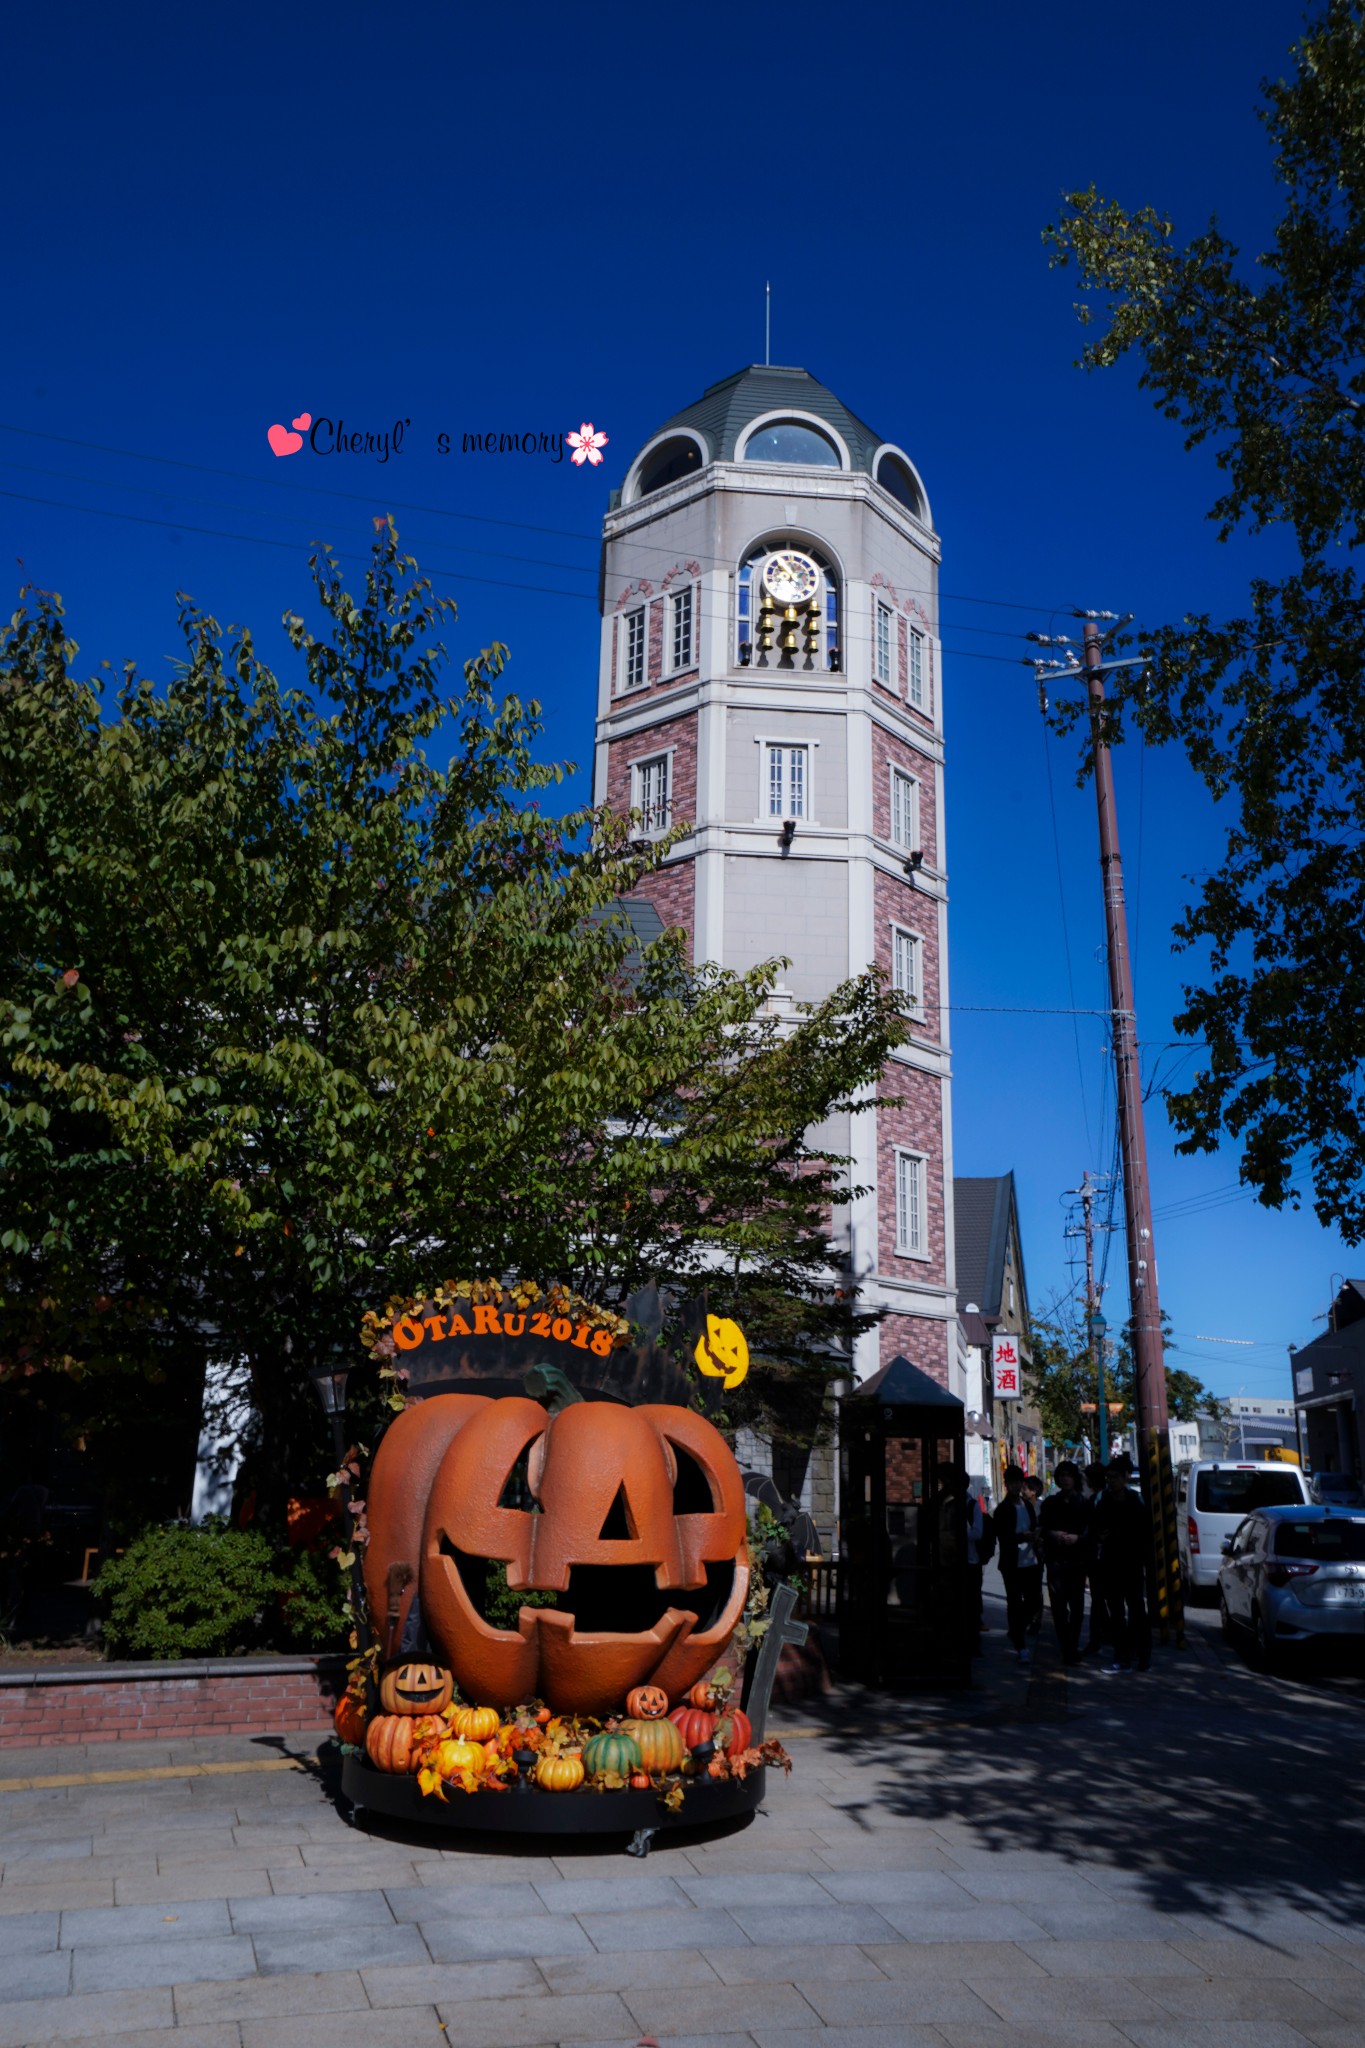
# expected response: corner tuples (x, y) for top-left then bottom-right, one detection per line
(1090, 1457), (1153, 1673)
(991, 1466), (1043, 1663)
(1081, 1460), (1112, 1655)
(1039, 1459), (1089, 1664)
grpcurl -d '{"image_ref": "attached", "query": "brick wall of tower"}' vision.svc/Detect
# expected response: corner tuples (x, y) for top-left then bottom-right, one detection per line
(605, 712), (699, 831)
(875, 1062), (948, 1273)
(878, 1311), (950, 1387)
(873, 870), (942, 1046)
(628, 859), (695, 948)
(871, 723), (939, 866)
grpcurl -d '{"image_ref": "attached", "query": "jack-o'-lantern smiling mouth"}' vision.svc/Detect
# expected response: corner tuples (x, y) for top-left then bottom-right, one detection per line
(438, 1536), (737, 1639)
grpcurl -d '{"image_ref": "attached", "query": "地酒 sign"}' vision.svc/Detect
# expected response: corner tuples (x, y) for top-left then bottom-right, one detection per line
(992, 1333), (1022, 1400)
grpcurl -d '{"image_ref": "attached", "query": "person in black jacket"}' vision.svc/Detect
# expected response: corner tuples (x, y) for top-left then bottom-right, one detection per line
(991, 1466), (1043, 1662)
(1089, 1458), (1153, 1673)
(1039, 1460), (1089, 1664)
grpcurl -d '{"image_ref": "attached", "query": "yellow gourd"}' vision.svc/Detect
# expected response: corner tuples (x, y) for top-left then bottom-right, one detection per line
(535, 1751), (586, 1792)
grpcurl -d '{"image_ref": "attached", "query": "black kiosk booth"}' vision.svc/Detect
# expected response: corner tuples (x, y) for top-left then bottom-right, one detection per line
(837, 1356), (973, 1686)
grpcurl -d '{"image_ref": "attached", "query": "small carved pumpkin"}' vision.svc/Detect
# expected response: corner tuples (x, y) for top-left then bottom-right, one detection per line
(333, 1694), (368, 1747)
(582, 1726), (643, 1780)
(686, 1680), (716, 1710)
(378, 1661), (453, 1716)
(669, 1703), (716, 1751)
(625, 1684), (669, 1719)
(622, 1715), (685, 1775)
(450, 1704), (500, 1742)
(536, 1751), (586, 1792)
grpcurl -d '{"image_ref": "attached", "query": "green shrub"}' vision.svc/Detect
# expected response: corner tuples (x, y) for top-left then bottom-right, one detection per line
(275, 1544), (348, 1651)
(92, 1522), (279, 1659)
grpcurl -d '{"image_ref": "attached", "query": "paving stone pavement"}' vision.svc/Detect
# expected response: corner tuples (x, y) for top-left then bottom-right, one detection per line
(2, 1592), (1364, 2048)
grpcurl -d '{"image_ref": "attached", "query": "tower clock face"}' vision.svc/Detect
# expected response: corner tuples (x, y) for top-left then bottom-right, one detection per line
(763, 550), (821, 605)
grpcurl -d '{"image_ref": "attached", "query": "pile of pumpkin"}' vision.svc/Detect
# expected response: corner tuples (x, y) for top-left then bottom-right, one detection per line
(334, 1660), (784, 1803)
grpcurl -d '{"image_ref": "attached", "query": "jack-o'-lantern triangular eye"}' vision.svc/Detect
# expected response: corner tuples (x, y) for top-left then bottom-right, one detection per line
(497, 1440), (541, 1512)
(597, 1484), (636, 1541)
(670, 1440), (718, 1514)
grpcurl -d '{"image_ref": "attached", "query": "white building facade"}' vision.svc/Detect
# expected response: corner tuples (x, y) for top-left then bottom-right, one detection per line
(594, 366), (957, 1391)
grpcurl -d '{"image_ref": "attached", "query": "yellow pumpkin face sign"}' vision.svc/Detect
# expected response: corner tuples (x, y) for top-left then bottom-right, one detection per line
(694, 1315), (749, 1391)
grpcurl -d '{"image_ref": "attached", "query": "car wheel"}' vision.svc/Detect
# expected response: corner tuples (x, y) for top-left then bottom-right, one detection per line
(1255, 1604), (1281, 1674)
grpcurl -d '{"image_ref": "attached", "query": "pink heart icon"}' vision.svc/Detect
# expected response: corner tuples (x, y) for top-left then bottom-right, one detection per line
(291, 412), (312, 431)
(267, 424), (303, 458)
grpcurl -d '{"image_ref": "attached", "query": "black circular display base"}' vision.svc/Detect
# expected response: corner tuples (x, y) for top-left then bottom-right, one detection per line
(341, 1754), (765, 1839)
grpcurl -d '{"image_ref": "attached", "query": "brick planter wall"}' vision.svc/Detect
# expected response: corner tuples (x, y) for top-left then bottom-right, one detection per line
(0, 1655), (347, 1751)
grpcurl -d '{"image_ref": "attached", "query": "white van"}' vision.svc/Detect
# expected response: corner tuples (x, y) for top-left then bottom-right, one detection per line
(1177, 1460), (1312, 1592)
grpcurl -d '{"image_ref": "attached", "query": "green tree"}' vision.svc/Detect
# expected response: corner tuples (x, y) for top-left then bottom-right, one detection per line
(1043, 1), (1365, 1238)
(1027, 1316), (1221, 1447)
(0, 526), (906, 1527)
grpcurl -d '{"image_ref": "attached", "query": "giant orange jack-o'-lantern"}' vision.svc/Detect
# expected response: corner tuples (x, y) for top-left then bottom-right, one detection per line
(364, 1393), (749, 1717)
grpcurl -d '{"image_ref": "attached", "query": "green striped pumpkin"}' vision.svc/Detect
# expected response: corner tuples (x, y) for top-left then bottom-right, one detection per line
(581, 1727), (643, 1780)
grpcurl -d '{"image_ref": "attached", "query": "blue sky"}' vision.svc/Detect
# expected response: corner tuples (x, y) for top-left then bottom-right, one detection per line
(2, 0), (1343, 1398)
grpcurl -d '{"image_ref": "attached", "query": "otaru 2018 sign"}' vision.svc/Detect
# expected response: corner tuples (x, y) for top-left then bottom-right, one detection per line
(392, 1303), (616, 1357)
(992, 1333), (1022, 1400)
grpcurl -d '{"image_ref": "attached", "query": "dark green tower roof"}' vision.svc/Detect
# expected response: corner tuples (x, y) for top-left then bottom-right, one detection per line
(649, 365), (886, 472)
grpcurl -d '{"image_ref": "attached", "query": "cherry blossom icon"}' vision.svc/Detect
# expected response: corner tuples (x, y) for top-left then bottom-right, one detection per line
(567, 422), (609, 467)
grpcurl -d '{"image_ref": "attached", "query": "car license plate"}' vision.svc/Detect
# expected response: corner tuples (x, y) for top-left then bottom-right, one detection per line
(1320, 1583), (1365, 1604)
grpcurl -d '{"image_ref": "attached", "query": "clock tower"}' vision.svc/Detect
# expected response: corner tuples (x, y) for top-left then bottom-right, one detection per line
(594, 364), (956, 1410)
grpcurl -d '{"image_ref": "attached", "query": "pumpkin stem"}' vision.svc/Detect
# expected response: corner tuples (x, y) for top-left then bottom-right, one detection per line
(523, 1363), (584, 1415)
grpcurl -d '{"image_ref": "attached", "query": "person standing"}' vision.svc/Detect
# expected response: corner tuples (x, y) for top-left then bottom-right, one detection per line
(991, 1467), (1043, 1664)
(1039, 1460), (1089, 1664)
(1081, 1460), (1111, 1656)
(1090, 1458), (1153, 1674)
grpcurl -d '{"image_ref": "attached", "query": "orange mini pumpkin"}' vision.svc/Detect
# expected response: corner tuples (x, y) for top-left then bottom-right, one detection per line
(365, 1393), (749, 1717)
(378, 1661), (453, 1716)
(669, 1703), (716, 1751)
(625, 1684), (669, 1719)
(366, 1713), (442, 1773)
(686, 1680), (716, 1710)
(450, 1704), (500, 1742)
(628, 1768), (651, 1790)
(333, 1694), (368, 1748)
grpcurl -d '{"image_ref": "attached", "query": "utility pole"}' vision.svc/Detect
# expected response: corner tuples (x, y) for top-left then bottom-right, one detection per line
(1078, 614), (1169, 1445)
(1029, 613), (1184, 1645)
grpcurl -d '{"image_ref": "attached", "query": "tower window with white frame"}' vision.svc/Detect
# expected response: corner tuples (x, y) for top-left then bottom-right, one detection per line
(670, 586), (693, 672)
(874, 601), (893, 686)
(889, 766), (919, 850)
(908, 627), (926, 710)
(895, 1148), (928, 1257)
(632, 751), (671, 835)
(892, 924), (923, 1014)
(766, 743), (808, 820)
(623, 608), (646, 691)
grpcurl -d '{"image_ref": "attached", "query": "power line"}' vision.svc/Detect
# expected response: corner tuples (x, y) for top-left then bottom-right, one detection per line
(0, 420), (1074, 619)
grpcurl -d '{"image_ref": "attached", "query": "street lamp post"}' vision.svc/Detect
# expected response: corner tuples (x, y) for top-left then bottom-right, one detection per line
(1089, 1311), (1109, 1465)
(307, 1352), (369, 1651)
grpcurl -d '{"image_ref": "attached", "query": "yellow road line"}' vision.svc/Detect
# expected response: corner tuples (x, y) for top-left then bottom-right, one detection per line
(0, 1755), (317, 1794)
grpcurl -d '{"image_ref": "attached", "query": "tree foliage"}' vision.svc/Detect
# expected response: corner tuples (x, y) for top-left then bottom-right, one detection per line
(1027, 1316), (1220, 1448)
(0, 525), (907, 1522)
(1043, 1), (1365, 1238)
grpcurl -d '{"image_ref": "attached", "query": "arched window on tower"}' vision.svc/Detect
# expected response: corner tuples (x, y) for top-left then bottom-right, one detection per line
(635, 436), (703, 498)
(742, 419), (841, 468)
(736, 541), (840, 674)
(875, 452), (926, 522)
